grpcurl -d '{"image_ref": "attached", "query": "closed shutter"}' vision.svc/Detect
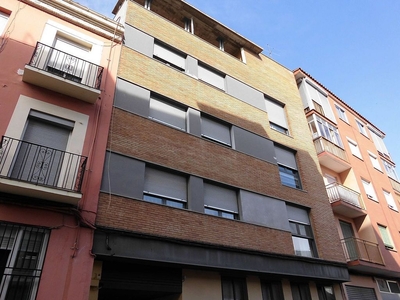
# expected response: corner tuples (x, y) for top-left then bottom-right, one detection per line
(275, 146), (297, 170)
(11, 112), (72, 185)
(149, 97), (186, 130)
(346, 285), (378, 300)
(144, 167), (187, 201)
(201, 116), (231, 146)
(198, 64), (225, 90)
(153, 43), (186, 70)
(265, 98), (288, 130)
(204, 183), (238, 213)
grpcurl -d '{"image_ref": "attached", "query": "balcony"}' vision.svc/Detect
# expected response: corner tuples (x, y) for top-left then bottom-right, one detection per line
(313, 137), (350, 172)
(23, 42), (103, 103)
(389, 178), (400, 193)
(342, 237), (385, 269)
(0, 136), (87, 205)
(326, 183), (366, 218)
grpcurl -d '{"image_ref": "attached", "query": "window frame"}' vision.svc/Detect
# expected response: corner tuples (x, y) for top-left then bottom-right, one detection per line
(317, 285), (336, 300)
(261, 280), (284, 300)
(149, 95), (187, 131)
(383, 160), (399, 181)
(368, 151), (382, 171)
(0, 10), (10, 36)
(198, 63), (226, 90)
(221, 277), (248, 300)
(361, 179), (378, 201)
(143, 167), (188, 209)
(383, 190), (398, 211)
(335, 104), (348, 122)
(378, 224), (394, 249)
(201, 114), (232, 147)
(203, 182), (239, 220)
(265, 97), (289, 135)
(347, 138), (362, 159)
(0, 223), (50, 300)
(356, 119), (368, 137)
(153, 41), (186, 72)
(287, 205), (317, 258)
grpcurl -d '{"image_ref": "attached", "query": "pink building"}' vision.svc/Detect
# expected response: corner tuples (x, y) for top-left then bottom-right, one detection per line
(0, 0), (122, 299)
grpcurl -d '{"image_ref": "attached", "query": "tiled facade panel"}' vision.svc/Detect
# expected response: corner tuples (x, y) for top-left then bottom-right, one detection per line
(96, 193), (295, 256)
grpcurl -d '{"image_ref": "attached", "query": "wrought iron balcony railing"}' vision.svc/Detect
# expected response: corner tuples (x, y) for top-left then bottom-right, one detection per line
(326, 183), (365, 209)
(0, 136), (87, 193)
(341, 237), (384, 265)
(28, 42), (103, 89)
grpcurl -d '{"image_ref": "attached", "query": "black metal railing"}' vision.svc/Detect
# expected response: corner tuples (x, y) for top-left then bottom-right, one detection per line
(0, 223), (49, 300)
(28, 42), (103, 89)
(0, 136), (87, 193)
(341, 237), (384, 265)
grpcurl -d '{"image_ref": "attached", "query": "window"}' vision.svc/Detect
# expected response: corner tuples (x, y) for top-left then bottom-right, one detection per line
(317, 285), (336, 300)
(143, 167), (187, 209)
(361, 179), (378, 201)
(287, 205), (316, 257)
(201, 115), (231, 146)
(10, 110), (74, 188)
(0, 11), (9, 36)
(383, 160), (399, 181)
(345, 286), (378, 300)
(347, 138), (362, 159)
(383, 190), (398, 211)
(377, 278), (400, 294)
(0, 223), (49, 300)
(369, 128), (390, 156)
(305, 81), (329, 117)
(275, 145), (301, 189)
(153, 42), (186, 71)
(204, 183), (238, 220)
(144, 0), (152, 9)
(335, 104), (348, 122)
(47, 35), (92, 84)
(198, 64), (225, 90)
(261, 281), (284, 300)
(368, 152), (381, 171)
(265, 97), (288, 135)
(307, 115), (342, 147)
(291, 282), (311, 300)
(149, 96), (187, 130)
(221, 277), (247, 300)
(356, 120), (368, 137)
(184, 17), (193, 33)
(378, 224), (394, 249)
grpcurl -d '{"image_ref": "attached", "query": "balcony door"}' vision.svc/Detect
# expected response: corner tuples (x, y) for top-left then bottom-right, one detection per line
(340, 221), (358, 261)
(10, 111), (73, 188)
(47, 36), (91, 84)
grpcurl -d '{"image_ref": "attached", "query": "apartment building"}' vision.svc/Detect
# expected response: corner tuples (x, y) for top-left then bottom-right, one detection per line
(295, 68), (400, 300)
(0, 0), (122, 299)
(91, 1), (350, 299)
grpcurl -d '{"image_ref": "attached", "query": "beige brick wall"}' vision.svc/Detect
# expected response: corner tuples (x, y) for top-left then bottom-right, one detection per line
(100, 1), (346, 263)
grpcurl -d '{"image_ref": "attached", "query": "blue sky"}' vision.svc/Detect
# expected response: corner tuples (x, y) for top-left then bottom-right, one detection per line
(82, 0), (400, 168)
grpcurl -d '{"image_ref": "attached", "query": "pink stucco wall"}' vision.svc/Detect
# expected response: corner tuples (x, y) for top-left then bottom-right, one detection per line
(0, 0), (121, 298)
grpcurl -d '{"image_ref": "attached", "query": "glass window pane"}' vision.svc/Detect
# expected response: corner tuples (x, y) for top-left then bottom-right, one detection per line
(292, 236), (313, 257)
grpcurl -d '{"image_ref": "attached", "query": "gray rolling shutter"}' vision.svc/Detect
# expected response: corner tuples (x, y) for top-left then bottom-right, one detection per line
(346, 285), (378, 300)
(144, 167), (187, 201)
(204, 183), (238, 213)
